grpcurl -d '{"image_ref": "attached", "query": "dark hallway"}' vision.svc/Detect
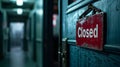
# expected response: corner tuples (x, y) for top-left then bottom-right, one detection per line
(0, 0), (58, 67)
(0, 23), (36, 67)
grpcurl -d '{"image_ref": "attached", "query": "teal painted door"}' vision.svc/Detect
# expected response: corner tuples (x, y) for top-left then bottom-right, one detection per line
(62, 0), (120, 67)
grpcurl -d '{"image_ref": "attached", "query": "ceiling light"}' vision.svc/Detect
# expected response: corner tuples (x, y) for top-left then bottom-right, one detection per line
(16, 0), (23, 6)
(17, 8), (23, 15)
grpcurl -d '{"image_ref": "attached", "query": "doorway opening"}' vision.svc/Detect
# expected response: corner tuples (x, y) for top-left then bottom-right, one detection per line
(10, 22), (24, 49)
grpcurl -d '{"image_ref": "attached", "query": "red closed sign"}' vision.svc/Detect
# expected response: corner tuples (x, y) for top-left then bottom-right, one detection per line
(76, 13), (104, 50)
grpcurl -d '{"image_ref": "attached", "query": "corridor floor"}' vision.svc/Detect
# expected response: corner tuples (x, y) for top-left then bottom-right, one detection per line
(0, 47), (36, 67)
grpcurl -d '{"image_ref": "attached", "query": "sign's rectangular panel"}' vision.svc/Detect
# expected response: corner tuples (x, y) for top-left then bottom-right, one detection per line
(76, 13), (104, 50)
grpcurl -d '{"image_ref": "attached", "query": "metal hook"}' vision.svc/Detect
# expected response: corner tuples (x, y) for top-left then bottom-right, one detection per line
(78, 4), (102, 19)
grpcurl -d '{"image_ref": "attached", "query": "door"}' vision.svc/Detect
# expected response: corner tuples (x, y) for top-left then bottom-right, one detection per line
(61, 0), (120, 67)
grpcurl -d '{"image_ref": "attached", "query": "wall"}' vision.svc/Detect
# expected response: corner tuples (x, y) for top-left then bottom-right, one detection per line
(27, 0), (53, 67)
